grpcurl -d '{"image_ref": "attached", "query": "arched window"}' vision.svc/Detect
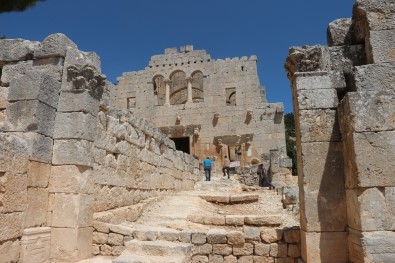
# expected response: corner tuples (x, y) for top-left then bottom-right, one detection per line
(153, 75), (165, 105)
(169, 70), (187, 105)
(191, 70), (204, 102)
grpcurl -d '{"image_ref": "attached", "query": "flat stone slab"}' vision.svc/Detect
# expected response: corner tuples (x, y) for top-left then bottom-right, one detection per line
(113, 251), (186, 263)
(229, 194), (259, 203)
(199, 194), (229, 203)
(124, 239), (192, 257)
(244, 215), (282, 226)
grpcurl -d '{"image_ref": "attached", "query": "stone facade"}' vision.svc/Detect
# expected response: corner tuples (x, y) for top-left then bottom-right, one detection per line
(285, 0), (395, 262)
(0, 34), (199, 263)
(112, 46), (286, 168)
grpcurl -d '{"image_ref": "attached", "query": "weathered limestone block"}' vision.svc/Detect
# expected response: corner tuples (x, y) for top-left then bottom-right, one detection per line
(343, 131), (395, 188)
(20, 227), (51, 263)
(58, 90), (99, 115)
(4, 100), (56, 137)
(0, 239), (20, 263)
(213, 244), (233, 256)
(203, 215), (226, 226)
(367, 29), (395, 64)
(49, 165), (93, 194)
(293, 72), (332, 91)
(223, 255), (237, 263)
(233, 243), (254, 256)
(0, 212), (24, 241)
(34, 33), (77, 59)
(1, 60), (33, 86)
(269, 243), (287, 257)
(349, 229), (395, 263)
(327, 18), (352, 46)
(54, 112), (98, 141)
(347, 187), (395, 231)
(22, 132), (53, 163)
(7, 58), (63, 108)
(192, 255), (209, 263)
(298, 142), (347, 232)
(260, 228), (283, 244)
(297, 109), (340, 142)
(208, 255), (224, 263)
(0, 173), (27, 213)
(192, 232), (207, 245)
(192, 243), (212, 255)
(285, 46), (331, 78)
(52, 193), (94, 228)
(295, 89), (338, 110)
(108, 224), (134, 236)
(108, 233), (124, 246)
(207, 229), (227, 244)
(329, 45), (366, 73)
(50, 227), (92, 262)
(353, 63), (395, 92)
(0, 134), (29, 174)
(27, 161), (51, 187)
(244, 215), (282, 226)
(300, 230), (348, 263)
(282, 185), (298, 206)
(237, 256), (253, 263)
(254, 243), (270, 256)
(287, 244), (300, 258)
(52, 139), (93, 166)
(179, 230), (192, 243)
(200, 194), (229, 203)
(0, 86), (9, 109)
(230, 194), (259, 203)
(243, 226), (261, 241)
(93, 221), (110, 233)
(227, 231), (244, 245)
(24, 188), (49, 228)
(0, 38), (40, 62)
(340, 90), (395, 134)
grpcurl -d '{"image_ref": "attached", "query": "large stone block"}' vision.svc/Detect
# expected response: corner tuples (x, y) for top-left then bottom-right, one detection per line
(0, 86), (8, 109)
(4, 100), (56, 137)
(49, 165), (93, 194)
(27, 161), (51, 187)
(20, 227), (51, 263)
(339, 90), (395, 134)
(0, 239), (20, 263)
(1, 60), (33, 86)
(293, 72), (332, 91)
(58, 90), (99, 115)
(52, 139), (93, 166)
(24, 188), (49, 228)
(367, 29), (395, 64)
(349, 229), (395, 263)
(0, 133), (29, 173)
(34, 33), (77, 59)
(0, 172), (27, 213)
(353, 63), (395, 92)
(7, 57), (63, 108)
(298, 142), (346, 232)
(327, 18), (352, 47)
(52, 193), (94, 228)
(295, 88), (338, 110)
(347, 187), (395, 231)
(297, 109), (340, 142)
(54, 112), (98, 141)
(343, 131), (395, 188)
(328, 45), (366, 73)
(0, 212), (24, 241)
(0, 38), (40, 62)
(50, 227), (93, 262)
(300, 230), (348, 263)
(23, 132), (53, 163)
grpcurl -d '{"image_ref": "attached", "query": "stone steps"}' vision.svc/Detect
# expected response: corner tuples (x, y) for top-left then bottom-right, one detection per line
(113, 239), (192, 263)
(187, 214), (283, 227)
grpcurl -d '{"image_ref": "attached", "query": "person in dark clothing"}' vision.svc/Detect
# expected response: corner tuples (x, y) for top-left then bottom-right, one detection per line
(258, 163), (274, 190)
(222, 156), (230, 178)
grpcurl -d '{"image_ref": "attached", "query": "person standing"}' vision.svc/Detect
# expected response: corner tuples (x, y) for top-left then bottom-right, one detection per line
(203, 157), (212, 181)
(223, 156), (230, 178)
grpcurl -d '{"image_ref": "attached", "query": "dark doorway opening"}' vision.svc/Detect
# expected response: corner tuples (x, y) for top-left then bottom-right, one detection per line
(172, 137), (190, 154)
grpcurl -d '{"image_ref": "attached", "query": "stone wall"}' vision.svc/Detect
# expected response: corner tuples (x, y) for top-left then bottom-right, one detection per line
(285, 0), (395, 262)
(0, 34), (199, 263)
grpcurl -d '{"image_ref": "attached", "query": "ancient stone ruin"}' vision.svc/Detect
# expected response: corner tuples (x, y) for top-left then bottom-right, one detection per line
(112, 45), (288, 171)
(1, 0), (394, 262)
(286, 0), (395, 262)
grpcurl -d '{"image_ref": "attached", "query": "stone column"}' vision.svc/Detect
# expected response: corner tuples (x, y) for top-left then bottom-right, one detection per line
(186, 76), (193, 103)
(164, 79), (171, 106)
(50, 49), (105, 262)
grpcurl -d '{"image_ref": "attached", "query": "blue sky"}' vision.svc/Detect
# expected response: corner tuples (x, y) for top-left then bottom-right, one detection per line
(1, 0), (355, 113)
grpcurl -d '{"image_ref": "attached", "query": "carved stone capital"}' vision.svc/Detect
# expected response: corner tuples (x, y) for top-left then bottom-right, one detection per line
(67, 64), (106, 99)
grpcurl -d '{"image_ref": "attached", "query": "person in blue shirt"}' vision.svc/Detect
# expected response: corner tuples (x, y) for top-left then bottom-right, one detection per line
(203, 157), (212, 181)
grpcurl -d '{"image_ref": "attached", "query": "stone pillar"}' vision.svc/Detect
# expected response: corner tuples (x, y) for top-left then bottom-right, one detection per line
(50, 49), (105, 262)
(286, 47), (348, 263)
(186, 76), (193, 103)
(164, 79), (171, 106)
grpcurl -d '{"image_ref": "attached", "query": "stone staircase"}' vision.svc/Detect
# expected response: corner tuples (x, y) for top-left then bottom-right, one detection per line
(81, 174), (300, 263)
